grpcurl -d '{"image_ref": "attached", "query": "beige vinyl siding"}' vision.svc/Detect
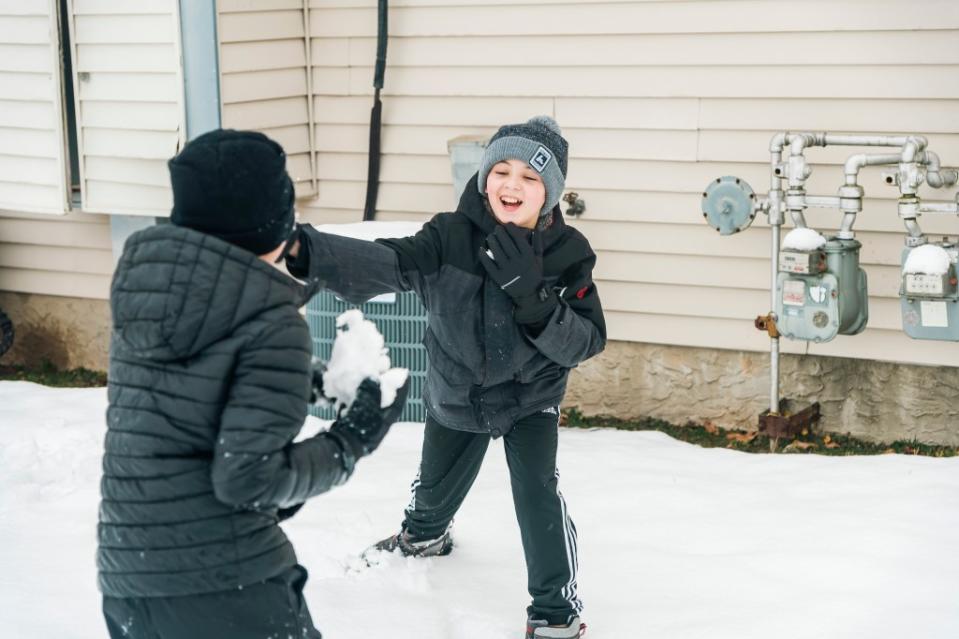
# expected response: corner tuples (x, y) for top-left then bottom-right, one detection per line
(0, 0), (69, 214)
(301, 0), (959, 367)
(67, 0), (183, 216)
(0, 208), (113, 299)
(217, 0), (317, 198)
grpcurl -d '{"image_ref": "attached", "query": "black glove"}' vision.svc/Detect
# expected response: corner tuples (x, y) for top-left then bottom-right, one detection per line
(277, 502), (305, 522)
(328, 377), (410, 466)
(478, 224), (558, 324)
(308, 358), (330, 406)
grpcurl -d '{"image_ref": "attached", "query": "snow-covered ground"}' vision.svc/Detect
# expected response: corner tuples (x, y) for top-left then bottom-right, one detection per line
(2, 381), (958, 639)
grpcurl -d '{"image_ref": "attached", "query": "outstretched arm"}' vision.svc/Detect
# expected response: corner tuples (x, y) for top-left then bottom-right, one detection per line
(285, 217), (445, 304)
(210, 321), (351, 509)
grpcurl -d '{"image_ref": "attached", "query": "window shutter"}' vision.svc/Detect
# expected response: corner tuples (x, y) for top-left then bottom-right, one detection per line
(0, 0), (70, 214)
(67, 0), (185, 216)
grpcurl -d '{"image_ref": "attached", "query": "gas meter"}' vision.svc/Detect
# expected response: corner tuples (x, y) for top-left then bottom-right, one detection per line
(900, 238), (959, 341)
(775, 234), (869, 342)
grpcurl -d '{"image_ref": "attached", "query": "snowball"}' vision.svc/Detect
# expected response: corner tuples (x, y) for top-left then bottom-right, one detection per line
(903, 244), (952, 276)
(322, 309), (409, 412)
(782, 228), (827, 251)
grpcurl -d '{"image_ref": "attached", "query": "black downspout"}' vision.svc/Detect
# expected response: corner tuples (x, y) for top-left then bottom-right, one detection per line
(362, 0), (388, 221)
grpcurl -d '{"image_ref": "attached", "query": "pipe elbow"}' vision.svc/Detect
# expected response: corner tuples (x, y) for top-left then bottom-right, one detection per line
(843, 154), (869, 185)
(769, 132), (787, 153)
(901, 136), (928, 162)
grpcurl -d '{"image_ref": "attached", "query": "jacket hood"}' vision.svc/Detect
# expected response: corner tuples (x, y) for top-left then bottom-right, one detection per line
(457, 172), (567, 249)
(111, 224), (309, 362)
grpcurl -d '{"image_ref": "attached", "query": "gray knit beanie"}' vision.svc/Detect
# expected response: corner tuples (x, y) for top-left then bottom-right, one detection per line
(477, 115), (568, 217)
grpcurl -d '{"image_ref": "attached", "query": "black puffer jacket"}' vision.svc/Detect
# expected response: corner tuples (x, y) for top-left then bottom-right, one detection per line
(289, 181), (606, 438)
(98, 225), (346, 598)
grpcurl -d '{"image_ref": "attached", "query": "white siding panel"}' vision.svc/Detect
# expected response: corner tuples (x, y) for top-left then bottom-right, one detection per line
(222, 97), (309, 129)
(0, 14), (49, 43)
(0, 127), (60, 158)
(0, 182), (63, 212)
(217, 10), (304, 43)
(72, 14), (174, 44)
(81, 127), (179, 160)
(0, 99), (57, 129)
(258, 124), (313, 154)
(335, 65), (959, 100)
(220, 39), (307, 73)
(0, 206), (113, 300)
(80, 100), (180, 130)
(220, 0), (302, 11)
(310, 2), (959, 38)
(0, 44), (55, 72)
(346, 31), (959, 68)
(85, 180), (172, 213)
(313, 95), (556, 126)
(84, 157), (170, 187)
(0, 242), (113, 275)
(0, 267), (109, 299)
(68, 3), (184, 216)
(74, 43), (178, 73)
(0, 214), (112, 249)
(72, 0), (171, 14)
(298, 0), (959, 366)
(0, 0), (50, 15)
(75, 72), (180, 102)
(220, 68), (308, 103)
(0, 72), (58, 101)
(700, 98), (959, 134)
(603, 312), (959, 368)
(0, 5), (67, 214)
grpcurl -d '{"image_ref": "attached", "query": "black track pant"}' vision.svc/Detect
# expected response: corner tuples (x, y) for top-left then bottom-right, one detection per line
(102, 565), (322, 639)
(403, 409), (581, 624)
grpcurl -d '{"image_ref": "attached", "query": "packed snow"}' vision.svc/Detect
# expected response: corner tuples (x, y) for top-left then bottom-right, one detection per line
(312, 220), (424, 242)
(323, 309), (409, 410)
(2, 382), (958, 639)
(782, 227), (827, 251)
(903, 243), (952, 275)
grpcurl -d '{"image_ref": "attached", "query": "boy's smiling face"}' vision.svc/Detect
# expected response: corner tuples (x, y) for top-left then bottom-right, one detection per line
(485, 159), (546, 230)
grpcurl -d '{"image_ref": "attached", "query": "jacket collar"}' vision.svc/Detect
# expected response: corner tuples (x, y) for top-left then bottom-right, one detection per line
(457, 172), (567, 251)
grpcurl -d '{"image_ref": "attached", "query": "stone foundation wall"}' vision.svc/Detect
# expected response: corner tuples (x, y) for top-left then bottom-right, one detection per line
(0, 292), (110, 371)
(565, 340), (959, 446)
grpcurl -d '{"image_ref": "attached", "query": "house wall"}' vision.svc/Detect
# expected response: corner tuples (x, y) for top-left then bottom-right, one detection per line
(3, 1), (959, 445)
(296, 0), (959, 369)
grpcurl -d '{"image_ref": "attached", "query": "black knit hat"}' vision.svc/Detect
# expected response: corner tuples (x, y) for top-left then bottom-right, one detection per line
(477, 115), (569, 217)
(169, 129), (295, 255)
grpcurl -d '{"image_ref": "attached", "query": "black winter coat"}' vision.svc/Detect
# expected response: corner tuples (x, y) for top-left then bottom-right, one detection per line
(98, 225), (347, 598)
(289, 181), (606, 438)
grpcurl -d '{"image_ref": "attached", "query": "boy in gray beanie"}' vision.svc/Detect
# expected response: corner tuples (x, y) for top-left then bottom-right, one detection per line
(477, 115), (569, 223)
(286, 115), (604, 639)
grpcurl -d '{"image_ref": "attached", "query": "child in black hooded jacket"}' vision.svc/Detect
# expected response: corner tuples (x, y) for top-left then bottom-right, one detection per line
(286, 116), (604, 639)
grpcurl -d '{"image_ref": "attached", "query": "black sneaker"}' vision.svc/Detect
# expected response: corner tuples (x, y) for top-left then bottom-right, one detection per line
(525, 615), (586, 639)
(364, 528), (453, 560)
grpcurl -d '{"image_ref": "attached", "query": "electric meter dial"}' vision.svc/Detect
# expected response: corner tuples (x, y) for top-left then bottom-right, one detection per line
(701, 176), (756, 236)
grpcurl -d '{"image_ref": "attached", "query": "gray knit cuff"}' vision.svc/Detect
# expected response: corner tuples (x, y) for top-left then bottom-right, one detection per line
(476, 135), (565, 217)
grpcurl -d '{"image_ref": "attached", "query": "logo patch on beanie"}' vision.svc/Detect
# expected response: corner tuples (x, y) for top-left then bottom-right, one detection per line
(529, 146), (552, 173)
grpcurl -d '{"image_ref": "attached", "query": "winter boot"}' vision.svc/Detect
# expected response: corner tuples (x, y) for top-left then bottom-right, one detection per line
(525, 615), (586, 639)
(364, 528), (453, 560)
